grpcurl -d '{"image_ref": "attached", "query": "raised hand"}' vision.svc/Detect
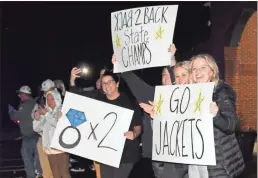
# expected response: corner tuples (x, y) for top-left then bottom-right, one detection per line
(70, 67), (82, 86)
(168, 43), (177, 56)
(111, 54), (117, 64)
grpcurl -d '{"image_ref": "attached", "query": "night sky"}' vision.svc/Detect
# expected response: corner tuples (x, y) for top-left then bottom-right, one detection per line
(0, 2), (210, 129)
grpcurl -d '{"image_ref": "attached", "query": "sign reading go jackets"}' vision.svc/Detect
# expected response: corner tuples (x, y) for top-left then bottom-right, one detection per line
(152, 83), (216, 165)
(51, 92), (134, 168)
(111, 5), (178, 73)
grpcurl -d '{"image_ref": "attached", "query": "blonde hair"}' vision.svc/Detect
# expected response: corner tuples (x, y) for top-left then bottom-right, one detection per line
(190, 54), (219, 84)
(173, 61), (191, 74)
(173, 61), (192, 84)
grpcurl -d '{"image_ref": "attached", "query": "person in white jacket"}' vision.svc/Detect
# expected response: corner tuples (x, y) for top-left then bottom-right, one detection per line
(32, 79), (56, 178)
(33, 79), (71, 178)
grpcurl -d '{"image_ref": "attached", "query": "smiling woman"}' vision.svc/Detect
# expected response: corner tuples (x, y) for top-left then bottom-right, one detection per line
(94, 71), (142, 178)
(189, 54), (245, 178)
(101, 72), (120, 100)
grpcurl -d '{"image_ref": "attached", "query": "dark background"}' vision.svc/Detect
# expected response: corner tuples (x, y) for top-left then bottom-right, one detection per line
(0, 2), (211, 131)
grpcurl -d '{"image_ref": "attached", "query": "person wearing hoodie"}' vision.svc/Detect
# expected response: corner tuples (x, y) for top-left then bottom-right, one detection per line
(111, 44), (183, 178)
(32, 80), (57, 178)
(9, 85), (42, 178)
(33, 79), (71, 178)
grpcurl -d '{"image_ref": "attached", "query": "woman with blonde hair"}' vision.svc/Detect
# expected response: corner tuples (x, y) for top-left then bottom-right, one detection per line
(140, 60), (191, 178)
(112, 44), (178, 178)
(189, 54), (245, 178)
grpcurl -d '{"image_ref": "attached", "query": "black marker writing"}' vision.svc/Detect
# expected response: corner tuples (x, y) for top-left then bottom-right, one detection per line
(121, 42), (151, 68)
(170, 87), (190, 114)
(97, 112), (118, 151)
(162, 121), (170, 155)
(124, 26), (149, 46)
(155, 121), (162, 155)
(195, 119), (204, 159)
(59, 126), (81, 149)
(155, 118), (205, 160)
(88, 122), (99, 141)
(114, 6), (169, 32)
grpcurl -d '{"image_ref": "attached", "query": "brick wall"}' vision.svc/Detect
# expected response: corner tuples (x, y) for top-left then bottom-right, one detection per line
(224, 11), (257, 129)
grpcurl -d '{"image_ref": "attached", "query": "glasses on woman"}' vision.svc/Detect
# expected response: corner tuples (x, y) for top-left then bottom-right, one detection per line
(101, 80), (115, 87)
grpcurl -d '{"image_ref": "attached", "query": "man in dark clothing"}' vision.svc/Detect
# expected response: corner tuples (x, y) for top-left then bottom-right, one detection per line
(9, 85), (42, 178)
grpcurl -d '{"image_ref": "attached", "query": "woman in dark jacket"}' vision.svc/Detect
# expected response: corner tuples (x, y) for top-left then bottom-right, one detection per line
(190, 54), (245, 178)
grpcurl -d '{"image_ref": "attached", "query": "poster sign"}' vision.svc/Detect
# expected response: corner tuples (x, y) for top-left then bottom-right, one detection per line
(152, 83), (216, 165)
(111, 5), (178, 73)
(51, 92), (134, 168)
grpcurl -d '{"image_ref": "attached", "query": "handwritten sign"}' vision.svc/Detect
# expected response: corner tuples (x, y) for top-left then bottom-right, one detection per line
(111, 5), (178, 73)
(152, 83), (216, 165)
(51, 92), (134, 168)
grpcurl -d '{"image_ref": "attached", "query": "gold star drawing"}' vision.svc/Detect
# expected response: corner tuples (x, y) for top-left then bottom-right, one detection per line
(155, 25), (164, 40)
(194, 89), (204, 113)
(114, 33), (121, 48)
(155, 93), (164, 115)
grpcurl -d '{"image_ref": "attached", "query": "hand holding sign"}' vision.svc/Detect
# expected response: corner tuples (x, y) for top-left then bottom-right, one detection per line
(124, 131), (134, 140)
(139, 101), (155, 119)
(112, 54), (117, 65)
(168, 44), (177, 55)
(209, 102), (219, 117)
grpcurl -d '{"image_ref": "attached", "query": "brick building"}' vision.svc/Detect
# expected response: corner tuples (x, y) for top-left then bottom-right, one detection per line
(225, 11), (257, 130)
(191, 2), (257, 130)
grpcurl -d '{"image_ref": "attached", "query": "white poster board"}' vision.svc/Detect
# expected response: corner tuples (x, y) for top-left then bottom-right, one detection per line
(111, 5), (178, 73)
(152, 83), (216, 165)
(51, 92), (134, 168)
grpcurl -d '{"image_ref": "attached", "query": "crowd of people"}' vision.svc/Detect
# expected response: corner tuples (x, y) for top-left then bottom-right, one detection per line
(8, 44), (246, 178)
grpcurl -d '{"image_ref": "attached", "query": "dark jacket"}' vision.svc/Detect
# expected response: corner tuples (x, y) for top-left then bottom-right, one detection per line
(120, 69), (174, 158)
(9, 97), (38, 137)
(208, 81), (245, 178)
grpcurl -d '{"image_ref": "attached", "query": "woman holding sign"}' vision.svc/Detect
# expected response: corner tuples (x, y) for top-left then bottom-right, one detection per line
(69, 69), (142, 178)
(112, 44), (189, 178)
(140, 61), (192, 178)
(99, 71), (143, 178)
(189, 54), (245, 178)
